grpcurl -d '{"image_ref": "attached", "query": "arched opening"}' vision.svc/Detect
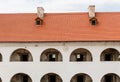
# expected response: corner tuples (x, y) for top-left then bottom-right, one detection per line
(10, 48), (33, 62)
(40, 48), (62, 62)
(70, 73), (92, 82)
(100, 48), (120, 61)
(70, 48), (92, 62)
(10, 73), (32, 82)
(0, 53), (2, 61)
(41, 73), (63, 82)
(0, 78), (1, 82)
(101, 73), (120, 82)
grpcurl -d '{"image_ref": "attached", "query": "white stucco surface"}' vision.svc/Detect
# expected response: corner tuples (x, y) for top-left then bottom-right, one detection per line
(0, 42), (119, 82)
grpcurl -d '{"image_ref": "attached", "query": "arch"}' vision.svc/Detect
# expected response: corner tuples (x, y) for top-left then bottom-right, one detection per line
(70, 73), (93, 82)
(10, 73), (32, 82)
(100, 48), (120, 61)
(40, 73), (63, 82)
(101, 73), (120, 82)
(70, 48), (92, 62)
(10, 48), (33, 61)
(40, 48), (63, 61)
(0, 78), (2, 82)
(0, 53), (2, 61)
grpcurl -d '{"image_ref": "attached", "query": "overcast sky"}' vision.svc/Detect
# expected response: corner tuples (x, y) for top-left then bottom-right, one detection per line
(0, 0), (120, 13)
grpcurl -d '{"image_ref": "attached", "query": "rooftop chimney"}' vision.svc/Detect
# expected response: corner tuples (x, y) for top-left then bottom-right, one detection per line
(37, 7), (44, 19)
(88, 5), (95, 18)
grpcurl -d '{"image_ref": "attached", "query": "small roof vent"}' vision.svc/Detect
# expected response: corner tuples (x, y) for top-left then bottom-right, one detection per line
(89, 17), (98, 25)
(88, 5), (98, 26)
(35, 17), (43, 25)
(35, 7), (44, 26)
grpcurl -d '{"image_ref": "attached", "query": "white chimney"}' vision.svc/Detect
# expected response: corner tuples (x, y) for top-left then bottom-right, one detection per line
(37, 7), (44, 19)
(88, 5), (95, 18)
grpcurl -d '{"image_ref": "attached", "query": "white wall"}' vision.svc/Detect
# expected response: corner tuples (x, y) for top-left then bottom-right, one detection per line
(0, 42), (119, 82)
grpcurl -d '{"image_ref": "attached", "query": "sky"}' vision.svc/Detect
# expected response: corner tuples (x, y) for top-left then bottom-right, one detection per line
(0, 0), (120, 13)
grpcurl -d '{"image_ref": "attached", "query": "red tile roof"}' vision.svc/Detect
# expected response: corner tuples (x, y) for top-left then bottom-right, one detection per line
(0, 12), (120, 42)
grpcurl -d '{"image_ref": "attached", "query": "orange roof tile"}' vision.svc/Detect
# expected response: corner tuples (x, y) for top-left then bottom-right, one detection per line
(0, 12), (120, 42)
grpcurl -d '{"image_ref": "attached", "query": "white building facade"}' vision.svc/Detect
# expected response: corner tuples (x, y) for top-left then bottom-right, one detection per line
(0, 42), (119, 82)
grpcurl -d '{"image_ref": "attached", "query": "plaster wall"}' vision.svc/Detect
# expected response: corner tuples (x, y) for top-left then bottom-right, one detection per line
(0, 42), (119, 82)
